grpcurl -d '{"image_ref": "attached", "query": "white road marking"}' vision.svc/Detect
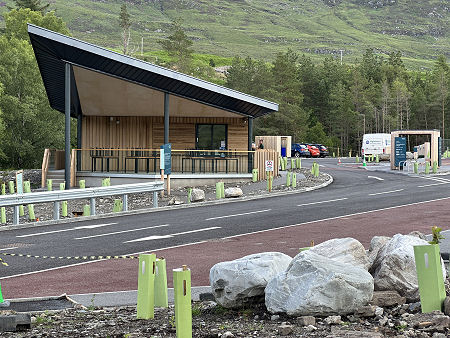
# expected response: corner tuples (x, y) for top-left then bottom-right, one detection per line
(297, 198), (347, 207)
(17, 223), (118, 238)
(0, 247), (19, 251)
(421, 177), (450, 183)
(124, 227), (221, 243)
(418, 182), (450, 188)
(75, 224), (170, 240)
(205, 209), (271, 221)
(369, 189), (404, 196)
(4, 196), (450, 282)
(368, 176), (384, 181)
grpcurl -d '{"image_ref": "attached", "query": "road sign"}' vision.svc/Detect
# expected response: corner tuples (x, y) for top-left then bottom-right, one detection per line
(265, 160), (274, 172)
(394, 137), (407, 168)
(160, 144), (172, 175)
(15, 170), (23, 195)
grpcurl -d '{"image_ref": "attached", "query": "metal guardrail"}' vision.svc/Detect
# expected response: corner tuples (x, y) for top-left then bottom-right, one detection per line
(0, 182), (164, 225)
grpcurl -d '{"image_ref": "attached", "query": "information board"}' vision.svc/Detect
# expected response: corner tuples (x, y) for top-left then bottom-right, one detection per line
(16, 170), (23, 195)
(160, 143), (172, 175)
(394, 137), (407, 168)
(265, 160), (274, 172)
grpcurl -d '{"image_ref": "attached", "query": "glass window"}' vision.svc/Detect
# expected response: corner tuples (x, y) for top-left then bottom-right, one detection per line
(196, 124), (227, 150)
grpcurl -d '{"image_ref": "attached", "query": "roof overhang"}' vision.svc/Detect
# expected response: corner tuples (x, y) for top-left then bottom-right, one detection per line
(27, 24), (278, 119)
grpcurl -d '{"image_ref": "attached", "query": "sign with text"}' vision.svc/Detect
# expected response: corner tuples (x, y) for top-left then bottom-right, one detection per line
(265, 160), (274, 172)
(394, 137), (407, 168)
(16, 170), (23, 195)
(160, 143), (172, 175)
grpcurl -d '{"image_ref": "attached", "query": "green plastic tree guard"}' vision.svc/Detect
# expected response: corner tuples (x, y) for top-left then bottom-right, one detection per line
(47, 179), (52, 191)
(8, 181), (14, 194)
(286, 172), (291, 187)
(102, 179), (107, 187)
(173, 266), (192, 338)
(79, 180), (86, 189)
(291, 158), (295, 169)
(61, 201), (68, 217)
(432, 161), (438, 174)
(154, 258), (168, 308)
(113, 199), (123, 212)
(413, 245), (446, 313)
(356, 156), (359, 163)
(187, 188), (192, 204)
(252, 169), (258, 182)
(266, 172), (270, 191)
(215, 182), (221, 199)
(332, 152), (335, 158)
(284, 157), (287, 169)
(414, 162), (419, 174)
(83, 205), (90, 216)
(0, 282), (4, 303)
(296, 158), (301, 168)
(280, 158), (285, 171)
(0, 208), (5, 224)
(1, 183), (5, 195)
(24, 181), (35, 221)
(376, 155), (379, 163)
(220, 182), (225, 199)
(425, 162), (430, 174)
(292, 173), (297, 188)
(60, 183), (65, 190)
(137, 253), (157, 319)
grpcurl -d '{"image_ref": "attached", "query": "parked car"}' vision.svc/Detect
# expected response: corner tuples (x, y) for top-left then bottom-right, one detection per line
(291, 143), (311, 158)
(314, 144), (329, 157)
(307, 144), (321, 157)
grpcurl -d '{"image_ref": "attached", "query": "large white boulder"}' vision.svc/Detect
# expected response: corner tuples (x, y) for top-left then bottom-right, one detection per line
(265, 250), (374, 316)
(367, 236), (391, 268)
(370, 234), (446, 301)
(190, 188), (205, 202)
(224, 187), (243, 198)
(309, 237), (370, 270)
(209, 252), (292, 308)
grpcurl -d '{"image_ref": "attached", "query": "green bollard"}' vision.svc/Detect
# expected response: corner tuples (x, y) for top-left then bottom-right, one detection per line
(252, 169), (258, 182)
(79, 180), (86, 189)
(432, 161), (438, 174)
(296, 158), (301, 168)
(414, 162), (419, 174)
(173, 266), (192, 338)
(332, 152), (335, 158)
(215, 182), (222, 199)
(154, 258), (168, 308)
(8, 181), (14, 194)
(292, 173), (297, 188)
(187, 188), (192, 204)
(356, 156), (359, 163)
(286, 172), (291, 187)
(376, 154), (379, 163)
(413, 245), (446, 313)
(1, 183), (5, 195)
(220, 182), (225, 199)
(291, 158), (295, 169)
(0, 208), (5, 224)
(46, 179), (52, 191)
(137, 253), (157, 319)
(113, 199), (123, 212)
(83, 205), (90, 216)
(425, 162), (430, 174)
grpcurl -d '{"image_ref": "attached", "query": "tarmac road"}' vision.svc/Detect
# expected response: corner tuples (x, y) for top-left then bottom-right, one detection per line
(1, 157), (450, 298)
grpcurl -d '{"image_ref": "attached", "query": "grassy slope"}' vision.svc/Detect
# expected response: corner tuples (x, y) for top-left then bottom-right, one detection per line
(0, 0), (448, 69)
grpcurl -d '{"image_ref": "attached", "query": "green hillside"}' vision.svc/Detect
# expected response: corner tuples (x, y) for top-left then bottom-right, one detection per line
(0, 0), (448, 69)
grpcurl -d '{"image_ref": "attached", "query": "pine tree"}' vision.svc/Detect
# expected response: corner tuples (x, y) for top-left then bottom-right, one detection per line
(159, 20), (193, 73)
(13, 0), (49, 12)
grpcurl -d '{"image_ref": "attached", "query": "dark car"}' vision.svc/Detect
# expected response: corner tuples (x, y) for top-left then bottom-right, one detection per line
(314, 144), (329, 157)
(291, 143), (311, 158)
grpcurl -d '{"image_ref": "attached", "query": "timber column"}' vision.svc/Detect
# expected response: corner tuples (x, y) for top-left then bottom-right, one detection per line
(248, 117), (253, 173)
(164, 93), (169, 144)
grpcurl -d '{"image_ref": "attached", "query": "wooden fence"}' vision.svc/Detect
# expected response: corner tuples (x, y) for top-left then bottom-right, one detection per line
(253, 149), (279, 180)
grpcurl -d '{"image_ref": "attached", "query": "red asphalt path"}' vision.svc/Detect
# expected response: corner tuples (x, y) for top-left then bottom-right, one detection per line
(2, 198), (450, 299)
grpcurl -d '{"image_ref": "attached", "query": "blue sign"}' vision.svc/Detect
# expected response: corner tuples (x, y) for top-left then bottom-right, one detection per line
(438, 137), (442, 166)
(160, 143), (171, 175)
(394, 137), (407, 168)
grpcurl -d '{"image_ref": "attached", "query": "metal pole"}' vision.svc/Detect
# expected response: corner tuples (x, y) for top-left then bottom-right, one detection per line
(248, 117), (253, 173)
(164, 93), (169, 144)
(65, 63), (71, 190)
(90, 197), (96, 216)
(153, 191), (158, 208)
(53, 201), (60, 220)
(13, 206), (19, 225)
(123, 194), (128, 211)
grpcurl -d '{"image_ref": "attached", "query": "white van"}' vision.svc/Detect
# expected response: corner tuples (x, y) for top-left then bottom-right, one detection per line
(362, 133), (391, 156)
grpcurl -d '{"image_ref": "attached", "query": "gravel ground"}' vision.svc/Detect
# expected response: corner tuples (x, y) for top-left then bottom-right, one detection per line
(0, 168), (329, 226)
(1, 291), (449, 337)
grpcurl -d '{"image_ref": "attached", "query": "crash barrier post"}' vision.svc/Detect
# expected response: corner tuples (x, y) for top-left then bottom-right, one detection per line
(79, 180), (86, 189)
(292, 173), (297, 188)
(46, 179), (52, 191)
(432, 161), (438, 174)
(252, 169), (258, 182)
(425, 161), (430, 174)
(83, 205), (90, 217)
(291, 158), (295, 169)
(173, 265), (192, 338)
(187, 188), (192, 204)
(154, 258), (168, 308)
(286, 172), (291, 187)
(414, 162), (419, 174)
(137, 253), (156, 319)
(413, 245), (446, 313)
(215, 182), (221, 199)
(296, 158), (301, 168)
(23, 181), (35, 221)
(113, 199), (123, 212)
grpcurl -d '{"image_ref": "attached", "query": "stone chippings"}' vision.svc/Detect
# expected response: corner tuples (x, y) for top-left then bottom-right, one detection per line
(1, 297), (449, 337)
(0, 168), (328, 226)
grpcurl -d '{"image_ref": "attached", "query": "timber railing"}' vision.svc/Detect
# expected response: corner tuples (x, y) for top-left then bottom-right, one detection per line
(0, 182), (164, 225)
(41, 148), (50, 188)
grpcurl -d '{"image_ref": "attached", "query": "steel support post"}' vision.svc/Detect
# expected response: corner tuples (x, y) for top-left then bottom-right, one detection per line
(13, 206), (19, 225)
(64, 63), (71, 190)
(90, 197), (96, 216)
(53, 201), (60, 220)
(153, 191), (158, 208)
(164, 93), (169, 144)
(123, 194), (128, 211)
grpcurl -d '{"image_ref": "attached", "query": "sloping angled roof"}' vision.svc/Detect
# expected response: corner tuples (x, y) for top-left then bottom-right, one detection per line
(27, 24), (278, 118)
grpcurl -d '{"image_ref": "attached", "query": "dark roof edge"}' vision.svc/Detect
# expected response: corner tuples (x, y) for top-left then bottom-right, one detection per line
(28, 24), (279, 112)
